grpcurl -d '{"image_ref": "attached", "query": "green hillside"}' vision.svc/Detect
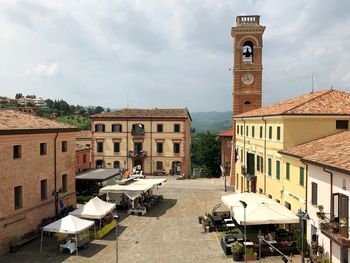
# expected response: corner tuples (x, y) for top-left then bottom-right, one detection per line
(191, 111), (232, 133)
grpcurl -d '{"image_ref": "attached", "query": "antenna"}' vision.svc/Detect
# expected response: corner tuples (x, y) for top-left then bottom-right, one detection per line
(311, 55), (316, 93)
(126, 94), (129, 108)
(330, 73), (334, 90)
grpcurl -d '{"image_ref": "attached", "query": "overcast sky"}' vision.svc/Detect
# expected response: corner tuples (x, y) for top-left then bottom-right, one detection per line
(1, 0), (350, 112)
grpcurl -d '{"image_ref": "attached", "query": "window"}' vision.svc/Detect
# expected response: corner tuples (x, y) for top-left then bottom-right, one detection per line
(259, 126), (263, 138)
(174, 124), (180, 132)
(13, 145), (21, 159)
(246, 125), (249, 136)
(241, 125), (243, 136)
(157, 124), (163, 132)
(285, 201), (291, 210)
(14, 185), (23, 209)
(277, 126), (281, 140)
(242, 41), (253, 63)
(311, 182), (318, 206)
(40, 179), (47, 201)
(268, 194), (272, 199)
(252, 126), (255, 138)
(156, 161), (163, 170)
(97, 142), (103, 153)
(336, 120), (349, 129)
(299, 167), (305, 186)
(268, 126), (272, 139)
(114, 142), (120, 153)
(40, 143), (47, 155)
(173, 143), (180, 153)
(132, 124), (145, 135)
(95, 124), (105, 132)
(112, 124), (122, 132)
(276, 160), (280, 180)
(156, 143), (163, 153)
(62, 174), (67, 192)
(286, 162), (290, 180)
(62, 141), (68, 152)
(256, 155), (260, 171)
(237, 125), (240, 135)
(268, 158), (272, 176)
(83, 154), (87, 163)
(240, 149), (243, 162)
(260, 156), (263, 173)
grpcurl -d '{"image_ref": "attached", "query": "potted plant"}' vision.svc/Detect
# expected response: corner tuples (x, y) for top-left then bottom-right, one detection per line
(8, 236), (21, 253)
(244, 247), (257, 261)
(316, 205), (326, 220)
(198, 216), (204, 224)
(202, 217), (211, 232)
(231, 241), (243, 261)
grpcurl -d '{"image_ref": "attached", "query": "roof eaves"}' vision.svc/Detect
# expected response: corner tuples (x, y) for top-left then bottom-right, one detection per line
(301, 158), (350, 176)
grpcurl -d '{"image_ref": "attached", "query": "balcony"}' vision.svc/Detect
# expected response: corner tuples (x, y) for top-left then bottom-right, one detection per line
(321, 227), (350, 248)
(129, 151), (147, 158)
(236, 15), (260, 26)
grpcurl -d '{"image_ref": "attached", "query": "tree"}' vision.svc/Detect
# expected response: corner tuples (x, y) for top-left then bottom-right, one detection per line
(191, 132), (221, 177)
(94, 106), (104, 114)
(15, 93), (23, 99)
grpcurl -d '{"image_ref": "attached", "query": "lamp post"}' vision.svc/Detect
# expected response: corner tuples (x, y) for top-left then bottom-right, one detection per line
(239, 200), (248, 263)
(114, 213), (119, 263)
(297, 209), (310, 263)
(220, 164), (227, 192)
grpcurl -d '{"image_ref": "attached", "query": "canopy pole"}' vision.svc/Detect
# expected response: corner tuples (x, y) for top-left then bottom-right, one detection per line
(76, 234), (78, 255)
(40, 230), (44, 253)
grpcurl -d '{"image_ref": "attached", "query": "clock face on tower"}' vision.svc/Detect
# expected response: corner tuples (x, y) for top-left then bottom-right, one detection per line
(241, 73), (254, 85)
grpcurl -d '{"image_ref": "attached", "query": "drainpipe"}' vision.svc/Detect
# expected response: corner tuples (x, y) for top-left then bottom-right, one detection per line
(323, 167), (333, 263)
(243, 119), (246, 192)
(126, 119), (129, 170)
(150, 115), (153, 176)
(54, 132), (59, 216)
(263, 117), (267, 194)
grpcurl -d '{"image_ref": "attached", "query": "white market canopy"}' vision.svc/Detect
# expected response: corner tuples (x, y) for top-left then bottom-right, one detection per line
(42, 215), (94, 234)
(221, 193), (299, 225)
(99, 178), (166, 200)
(69, 197), (116, 220)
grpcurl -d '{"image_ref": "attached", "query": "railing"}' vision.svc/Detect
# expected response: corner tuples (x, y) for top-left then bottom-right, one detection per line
(131, 129), (145, 136)
(321, 227), (350, 247)
(236, 15), (260, 26)
(129, 151), (147, 158)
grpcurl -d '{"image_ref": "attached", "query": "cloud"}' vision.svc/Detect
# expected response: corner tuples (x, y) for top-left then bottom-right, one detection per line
(24, 62), (60, 77)
(0, 0), (350, 111)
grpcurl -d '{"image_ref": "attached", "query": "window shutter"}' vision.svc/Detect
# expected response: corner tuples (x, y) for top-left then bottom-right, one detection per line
(311, 182), (317, 205)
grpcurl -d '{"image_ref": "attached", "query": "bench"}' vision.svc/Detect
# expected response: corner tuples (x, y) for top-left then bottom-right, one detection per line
(18, 230), (40, 246)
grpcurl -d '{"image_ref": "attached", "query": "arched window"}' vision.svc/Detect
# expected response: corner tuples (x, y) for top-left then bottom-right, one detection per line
(96, 160), (104, 168)
(156, 161), (163, 171)
(242, 41), (254, 63)
(244, 101), (252, 105)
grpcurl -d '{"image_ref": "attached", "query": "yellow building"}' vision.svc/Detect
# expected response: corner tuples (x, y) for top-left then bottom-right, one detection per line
(90, 108), (192, 177)
(234, 89), (350, 214)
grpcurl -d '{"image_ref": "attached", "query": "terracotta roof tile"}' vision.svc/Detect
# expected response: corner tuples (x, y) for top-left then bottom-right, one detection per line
(92, 108), (191, 120)
(216, 128), (234, 137)
(0, 109), (77, 131)
(280, 131), (350, 174)
(236, 89), (350, 118)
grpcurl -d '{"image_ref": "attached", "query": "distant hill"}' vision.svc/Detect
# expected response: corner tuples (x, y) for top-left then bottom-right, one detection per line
(190, 111), (232, 133)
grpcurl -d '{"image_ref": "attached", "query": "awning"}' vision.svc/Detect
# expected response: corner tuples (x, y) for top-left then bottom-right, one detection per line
(221, 193), (299, 225)
(69, 197), (116, 220)
(42, 215), (94, 234)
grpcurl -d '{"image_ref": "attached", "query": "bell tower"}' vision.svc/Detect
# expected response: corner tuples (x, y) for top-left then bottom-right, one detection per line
(229, 15), (265, 186)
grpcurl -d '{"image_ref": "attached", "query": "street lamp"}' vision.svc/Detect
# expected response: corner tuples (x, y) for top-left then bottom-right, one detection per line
(220, 164), (227, 192)
(297, 209), (310, 263)
(114, 212), (120, 263)
(239, 200), (248, 263)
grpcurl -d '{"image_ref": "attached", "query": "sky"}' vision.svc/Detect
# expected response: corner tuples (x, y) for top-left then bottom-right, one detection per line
(0, 0), (350, 112)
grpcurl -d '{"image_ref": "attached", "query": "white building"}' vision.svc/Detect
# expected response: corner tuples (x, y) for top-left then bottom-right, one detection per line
(283, 131), (350, 262)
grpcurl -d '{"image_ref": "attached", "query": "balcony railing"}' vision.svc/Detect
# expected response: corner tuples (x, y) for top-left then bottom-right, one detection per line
(236, 15), (260, 26)
(321, 227), (350, 248)
(131, 129), (145, 136)
(129, 151), (147, 158)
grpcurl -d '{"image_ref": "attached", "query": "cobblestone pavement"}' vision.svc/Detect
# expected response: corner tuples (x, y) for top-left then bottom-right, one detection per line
(0, 177), (301, 263)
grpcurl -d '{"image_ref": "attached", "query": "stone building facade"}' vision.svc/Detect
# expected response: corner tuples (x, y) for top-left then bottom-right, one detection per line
(91, 108), (192, 177)
(0, 109), (78, 253)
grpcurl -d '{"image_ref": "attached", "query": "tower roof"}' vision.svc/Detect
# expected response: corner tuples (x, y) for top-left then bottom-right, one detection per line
(235, 89), (350, 118)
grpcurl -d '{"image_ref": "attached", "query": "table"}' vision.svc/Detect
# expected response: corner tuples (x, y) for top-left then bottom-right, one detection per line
(224, 218), (233, 223)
